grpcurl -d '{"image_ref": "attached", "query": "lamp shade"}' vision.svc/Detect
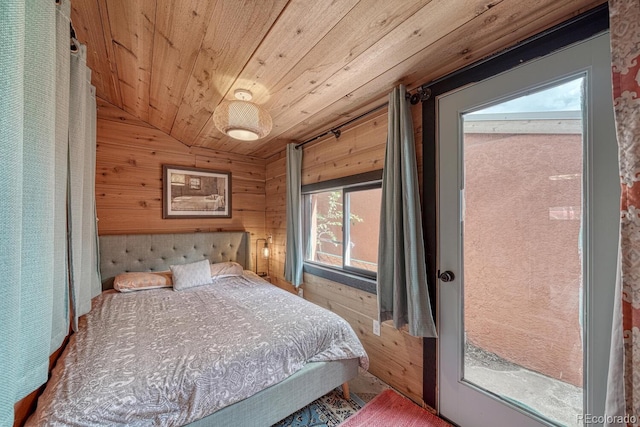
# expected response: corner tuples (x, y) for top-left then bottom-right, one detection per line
(213, 92), (272, 141)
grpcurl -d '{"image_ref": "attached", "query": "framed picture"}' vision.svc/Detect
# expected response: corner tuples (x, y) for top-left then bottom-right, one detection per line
(162, 165), (232, 218)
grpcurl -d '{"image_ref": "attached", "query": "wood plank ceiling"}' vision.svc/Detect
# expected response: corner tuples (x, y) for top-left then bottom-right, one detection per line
(71, 0), (606, 160)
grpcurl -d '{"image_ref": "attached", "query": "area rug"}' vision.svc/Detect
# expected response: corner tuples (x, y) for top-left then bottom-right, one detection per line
(338, 389), (453, 427)
(272, 387), (365, 427)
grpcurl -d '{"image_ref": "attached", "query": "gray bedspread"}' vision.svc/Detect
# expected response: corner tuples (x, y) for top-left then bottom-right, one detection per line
(27, 272), (368, 426)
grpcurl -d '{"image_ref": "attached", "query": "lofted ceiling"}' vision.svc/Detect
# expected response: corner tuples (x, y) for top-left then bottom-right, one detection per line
(71, 0), (606, 160)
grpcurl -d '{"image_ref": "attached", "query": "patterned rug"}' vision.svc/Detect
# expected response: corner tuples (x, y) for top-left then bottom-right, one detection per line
(272, 387), (365, 427)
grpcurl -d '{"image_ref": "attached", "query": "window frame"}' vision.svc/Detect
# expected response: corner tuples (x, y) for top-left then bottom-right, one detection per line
(342, 182), (381, 279)
(302, 170), (383, 294)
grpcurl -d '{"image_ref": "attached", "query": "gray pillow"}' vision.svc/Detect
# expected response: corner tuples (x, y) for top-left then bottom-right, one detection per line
(170, 259), (212, 291)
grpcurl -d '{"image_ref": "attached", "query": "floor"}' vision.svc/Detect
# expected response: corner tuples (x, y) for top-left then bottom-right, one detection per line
(347, 368), (392, 403)
(465, 345), (582, 427)
(357, 360), (581, 427)
(346, 370), (451, 426)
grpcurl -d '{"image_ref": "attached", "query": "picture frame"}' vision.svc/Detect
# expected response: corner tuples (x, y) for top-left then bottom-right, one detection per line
(162, 165), (232, 218)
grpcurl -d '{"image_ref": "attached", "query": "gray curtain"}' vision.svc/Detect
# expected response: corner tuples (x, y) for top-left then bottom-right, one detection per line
(68, 42), (100, 329)
(0, 0), (68, 423)
(377, 85), (437, 337)
(284, 143), (304, 287)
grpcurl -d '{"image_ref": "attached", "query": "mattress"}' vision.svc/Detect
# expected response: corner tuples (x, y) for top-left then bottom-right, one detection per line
(27, 272), (368, 426)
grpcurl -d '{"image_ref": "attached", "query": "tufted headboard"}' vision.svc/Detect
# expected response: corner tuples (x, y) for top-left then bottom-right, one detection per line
(99, 232), (251, 290)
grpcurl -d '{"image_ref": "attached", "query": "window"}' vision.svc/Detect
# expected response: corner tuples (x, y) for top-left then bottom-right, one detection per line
(302, 170), (382, 293)
(189, 177), (201, 189)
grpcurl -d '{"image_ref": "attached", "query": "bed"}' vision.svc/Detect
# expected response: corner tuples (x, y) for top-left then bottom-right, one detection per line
(171, 195), (224, 212)
(27, 232), (368, 426)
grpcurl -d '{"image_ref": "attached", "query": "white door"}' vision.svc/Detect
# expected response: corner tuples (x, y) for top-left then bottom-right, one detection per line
(438, 32), (619, 427)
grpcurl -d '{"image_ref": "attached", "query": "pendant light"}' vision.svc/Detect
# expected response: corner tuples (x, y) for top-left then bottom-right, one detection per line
(213, 89), (272, 141)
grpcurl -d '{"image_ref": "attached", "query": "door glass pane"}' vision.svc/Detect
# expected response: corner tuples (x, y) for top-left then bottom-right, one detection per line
(345, 188), (381, 273)
(462, 78), (584, 426)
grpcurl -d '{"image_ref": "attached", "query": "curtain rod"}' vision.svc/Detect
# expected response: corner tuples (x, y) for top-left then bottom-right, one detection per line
(294, 86), (431, 150)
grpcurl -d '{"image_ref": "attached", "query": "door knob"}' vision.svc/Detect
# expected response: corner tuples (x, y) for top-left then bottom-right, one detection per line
(438, 270), (455, 282)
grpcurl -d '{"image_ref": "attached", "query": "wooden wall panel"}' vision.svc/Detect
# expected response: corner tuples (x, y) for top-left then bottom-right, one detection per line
(97, 94), (425, 402)
(304, 274), (424, 404)
(96, 98), (267, 265)
(96, 97), (154, 129)
(265, 103), (426, 405)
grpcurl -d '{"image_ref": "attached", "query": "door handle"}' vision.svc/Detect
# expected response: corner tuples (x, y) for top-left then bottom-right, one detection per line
(438, 270), (455, 282)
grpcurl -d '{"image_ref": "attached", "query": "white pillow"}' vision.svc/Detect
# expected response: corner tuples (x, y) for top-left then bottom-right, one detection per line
(210, 261), (243, 279)
(170, 260), (212, 291)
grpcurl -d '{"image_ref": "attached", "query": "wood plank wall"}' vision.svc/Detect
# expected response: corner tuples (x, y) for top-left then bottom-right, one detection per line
(97, 94), (427, 404)
(265, 104), (426, 405)
(95, 98), (267, 265)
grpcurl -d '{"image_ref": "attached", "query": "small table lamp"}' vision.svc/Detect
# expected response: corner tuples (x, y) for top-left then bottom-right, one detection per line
(255, 235), (271, 277)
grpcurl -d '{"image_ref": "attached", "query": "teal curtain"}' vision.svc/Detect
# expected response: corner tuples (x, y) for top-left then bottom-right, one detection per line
(377, 85), (437, 337)
(68, 43), (100, 329)
(0, 0), (63, 423)
(284, 143), (304, 287)
(51, 0), (71, 352)
(0, 1), (97, 423)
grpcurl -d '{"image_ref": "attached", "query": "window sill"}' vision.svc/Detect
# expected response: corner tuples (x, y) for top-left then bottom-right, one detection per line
(303, 263), (377, 294)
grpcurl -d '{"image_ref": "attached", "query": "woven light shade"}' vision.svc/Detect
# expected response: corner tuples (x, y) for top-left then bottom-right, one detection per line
(213, 90), (272, 141)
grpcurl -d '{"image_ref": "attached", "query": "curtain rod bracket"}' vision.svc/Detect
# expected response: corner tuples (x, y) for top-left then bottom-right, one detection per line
(70, 22), (78, 53)
(408, 86), (431, 105)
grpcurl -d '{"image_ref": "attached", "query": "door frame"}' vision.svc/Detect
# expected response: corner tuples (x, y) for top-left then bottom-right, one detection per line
(437, 30), (618, 426)
(420, 5), (610, 411)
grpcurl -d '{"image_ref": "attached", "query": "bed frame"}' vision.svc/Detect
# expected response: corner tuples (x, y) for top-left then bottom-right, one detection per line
(98, 231), (358, 427)
(99, 231), (253, 290)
